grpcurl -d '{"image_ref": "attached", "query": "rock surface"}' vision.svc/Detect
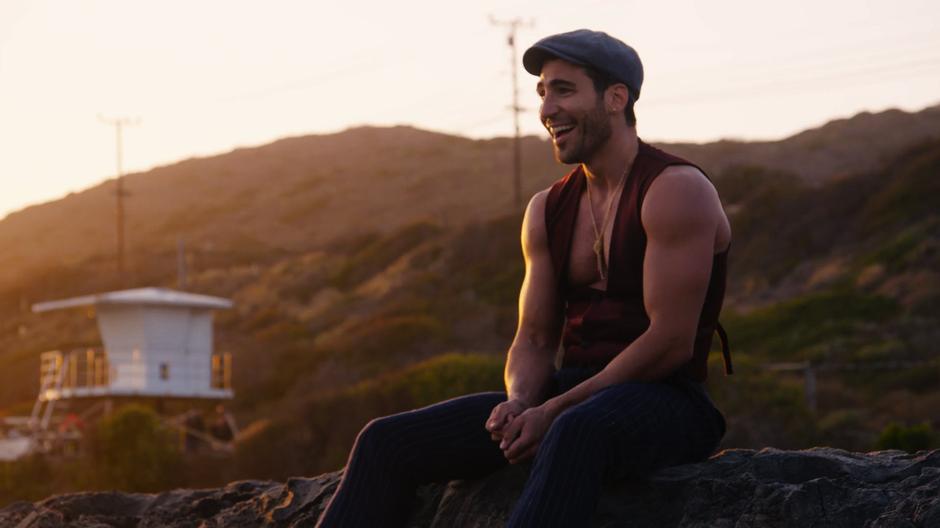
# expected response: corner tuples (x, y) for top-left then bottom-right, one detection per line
(2, 448), (938, 527)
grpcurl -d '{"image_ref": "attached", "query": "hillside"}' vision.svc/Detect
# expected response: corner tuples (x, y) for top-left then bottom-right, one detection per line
(0, 105), (938, 504)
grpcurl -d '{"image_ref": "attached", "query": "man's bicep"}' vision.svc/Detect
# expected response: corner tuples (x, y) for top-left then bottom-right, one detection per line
(518, 250), (563, 346)
(515, 192), (563, 349)
(643, 228), (713, 335)
(642, 170), (719, 343)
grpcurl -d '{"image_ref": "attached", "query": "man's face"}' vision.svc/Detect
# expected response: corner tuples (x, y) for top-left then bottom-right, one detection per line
(537, 59), (612, 165)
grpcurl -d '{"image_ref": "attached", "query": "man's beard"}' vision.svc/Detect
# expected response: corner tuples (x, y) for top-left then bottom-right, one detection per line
(553, 99), (613, 165)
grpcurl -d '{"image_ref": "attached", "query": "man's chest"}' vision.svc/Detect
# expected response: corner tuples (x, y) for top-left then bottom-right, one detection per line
(566, 191), (624, 289)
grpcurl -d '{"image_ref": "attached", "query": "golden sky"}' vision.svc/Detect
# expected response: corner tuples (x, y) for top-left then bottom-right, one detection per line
(1, 0), (938, 219)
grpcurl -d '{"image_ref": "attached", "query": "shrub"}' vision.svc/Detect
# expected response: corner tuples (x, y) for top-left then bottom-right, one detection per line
(92, 404), (182, 492)
(0, 454), (53, 506)
(723, 289), (899, 360)
(874, 422), (937, 453)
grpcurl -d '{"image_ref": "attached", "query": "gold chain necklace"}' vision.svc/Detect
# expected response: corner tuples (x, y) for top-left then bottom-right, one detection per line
(585, 165), (629, 281)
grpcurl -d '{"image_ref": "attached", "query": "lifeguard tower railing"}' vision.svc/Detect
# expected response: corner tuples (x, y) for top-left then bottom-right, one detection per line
(210, 352), (233, 392)
(36, 348), (233, 402)
(39, 348), (109, 400)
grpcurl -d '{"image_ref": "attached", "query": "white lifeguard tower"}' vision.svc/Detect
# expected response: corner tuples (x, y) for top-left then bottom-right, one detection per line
(24, 287), (234, 452)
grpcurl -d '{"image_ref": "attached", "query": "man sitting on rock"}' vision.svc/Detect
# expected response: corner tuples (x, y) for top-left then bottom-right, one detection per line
(316, 29), (733, 527)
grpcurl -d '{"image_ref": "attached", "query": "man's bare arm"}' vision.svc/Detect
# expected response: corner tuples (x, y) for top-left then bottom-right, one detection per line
(500, 166), (725, 461)
(485, 190), (563, 438)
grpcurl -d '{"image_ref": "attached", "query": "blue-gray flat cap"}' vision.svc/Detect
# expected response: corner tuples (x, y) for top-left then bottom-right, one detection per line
(523, 29), (644, 101)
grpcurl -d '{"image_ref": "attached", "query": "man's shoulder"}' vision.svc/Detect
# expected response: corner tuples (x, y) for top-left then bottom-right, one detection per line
(522, 188), (553, 255)
(643, 164), (724, 233)
(525, 187), (552, 225)
(532, 187), (552, 204)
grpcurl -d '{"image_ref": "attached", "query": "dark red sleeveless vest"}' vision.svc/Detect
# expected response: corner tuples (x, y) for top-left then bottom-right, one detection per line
(545, 139), (732, 382)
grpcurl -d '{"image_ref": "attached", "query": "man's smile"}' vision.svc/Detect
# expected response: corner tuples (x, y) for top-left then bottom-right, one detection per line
(550, 123), (576, 143)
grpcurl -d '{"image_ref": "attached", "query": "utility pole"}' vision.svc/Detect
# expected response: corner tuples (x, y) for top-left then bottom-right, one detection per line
(177, 238), (187, 290)
(490, 16), (533, 211)
(98, 115), (139, 287)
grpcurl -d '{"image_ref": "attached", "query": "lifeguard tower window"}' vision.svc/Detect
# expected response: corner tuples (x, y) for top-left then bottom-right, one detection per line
(160, 363), (170, 381)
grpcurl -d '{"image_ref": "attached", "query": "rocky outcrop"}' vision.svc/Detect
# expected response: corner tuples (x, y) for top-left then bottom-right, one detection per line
(2, 448), (938, 527)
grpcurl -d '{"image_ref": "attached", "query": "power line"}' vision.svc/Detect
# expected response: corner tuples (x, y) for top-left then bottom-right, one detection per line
(98, 115), (140, 288)
(645, 56), (940, 107)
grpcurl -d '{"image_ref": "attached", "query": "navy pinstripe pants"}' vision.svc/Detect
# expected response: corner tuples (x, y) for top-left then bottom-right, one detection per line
(316, 369), (725, 527)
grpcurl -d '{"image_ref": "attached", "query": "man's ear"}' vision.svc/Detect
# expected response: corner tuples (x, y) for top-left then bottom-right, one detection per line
(606, 84), (630, 113)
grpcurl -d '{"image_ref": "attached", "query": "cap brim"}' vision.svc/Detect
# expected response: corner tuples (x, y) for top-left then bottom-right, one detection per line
(522, 46), (586, 76)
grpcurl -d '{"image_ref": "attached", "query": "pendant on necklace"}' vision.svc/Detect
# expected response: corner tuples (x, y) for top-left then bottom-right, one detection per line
(593, 236), (607, 280)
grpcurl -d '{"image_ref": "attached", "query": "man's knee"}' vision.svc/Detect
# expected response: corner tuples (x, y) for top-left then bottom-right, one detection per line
(353, 415), (399, 458)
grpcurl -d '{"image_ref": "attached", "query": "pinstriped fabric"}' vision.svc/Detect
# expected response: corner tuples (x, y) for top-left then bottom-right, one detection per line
(316, 392), (508, 527)
(316, 374), (724, 528)
(507, 381), (723, 527)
